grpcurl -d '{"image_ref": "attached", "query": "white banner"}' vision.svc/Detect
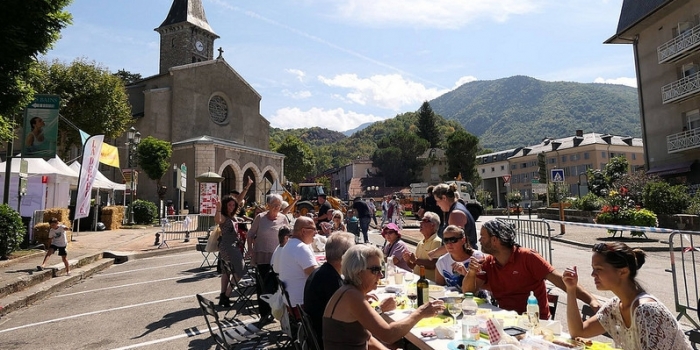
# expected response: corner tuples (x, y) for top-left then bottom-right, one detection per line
(75, 135), (104, 220)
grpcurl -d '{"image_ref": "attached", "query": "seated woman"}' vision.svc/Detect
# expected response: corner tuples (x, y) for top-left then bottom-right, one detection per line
(563, 242), (691, 350)
(381, 223), (411, 272)
(323, 244), (444, 350)
(435, 225), (484, 289)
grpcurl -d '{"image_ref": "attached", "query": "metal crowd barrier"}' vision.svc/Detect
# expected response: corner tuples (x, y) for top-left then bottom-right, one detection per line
(498, 218), (554, 265)
(157, 214), (213, 248)
(667, 231), (700, 329)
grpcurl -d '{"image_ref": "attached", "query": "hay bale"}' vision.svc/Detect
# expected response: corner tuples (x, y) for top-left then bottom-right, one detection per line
(101, 206), (124, 230)
(42, 208), (71, 229)
(33, 222), (72, 248)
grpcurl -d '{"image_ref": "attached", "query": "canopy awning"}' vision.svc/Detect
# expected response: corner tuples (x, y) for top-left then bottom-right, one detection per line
(646, 160), (695, 176)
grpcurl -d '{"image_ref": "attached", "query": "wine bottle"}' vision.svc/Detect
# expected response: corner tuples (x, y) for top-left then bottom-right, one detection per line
(416, 265), (429, 307)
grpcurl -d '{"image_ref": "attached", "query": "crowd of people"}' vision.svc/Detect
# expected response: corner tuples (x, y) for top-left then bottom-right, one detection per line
(210, 186), (691, 350)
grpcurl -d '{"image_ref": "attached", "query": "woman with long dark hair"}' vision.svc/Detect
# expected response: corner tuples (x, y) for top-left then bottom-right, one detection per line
(214, 195), (244, 307)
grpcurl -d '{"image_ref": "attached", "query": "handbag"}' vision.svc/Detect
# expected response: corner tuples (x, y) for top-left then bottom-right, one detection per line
(205, 226), (221, 252)
(260, 287), (286, 321)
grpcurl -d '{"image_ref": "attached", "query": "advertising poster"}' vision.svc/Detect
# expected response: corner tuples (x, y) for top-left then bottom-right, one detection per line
(199, 182), (218, 216)
(21, 95), (60, 158)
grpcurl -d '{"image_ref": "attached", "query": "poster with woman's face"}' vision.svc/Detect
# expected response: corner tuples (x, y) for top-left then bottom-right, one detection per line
(21, 95), (60, 158)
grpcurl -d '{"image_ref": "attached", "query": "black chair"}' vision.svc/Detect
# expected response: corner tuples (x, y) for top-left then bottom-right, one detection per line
(581, 304), (611, 338)
(196, 294), (264, 349)
(297, 305), (321, 350)
(547, 293), (559, 319)
(196, 227), (218, 269)
(220, 259), (257, 320)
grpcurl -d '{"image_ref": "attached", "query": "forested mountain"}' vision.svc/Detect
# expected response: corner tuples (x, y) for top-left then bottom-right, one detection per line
(429, 75), (640, 150)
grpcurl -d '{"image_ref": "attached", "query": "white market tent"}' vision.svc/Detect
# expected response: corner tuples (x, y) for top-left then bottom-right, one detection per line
(68, 161), (126, 191)
(47, 156), (79, 178)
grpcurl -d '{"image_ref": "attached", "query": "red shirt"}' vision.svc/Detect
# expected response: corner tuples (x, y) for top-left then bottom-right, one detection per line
(477, 246), (554, 319)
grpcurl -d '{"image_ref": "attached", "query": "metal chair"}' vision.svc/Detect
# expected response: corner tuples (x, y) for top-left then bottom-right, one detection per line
(581, 304), (611, 338)
(195, 227), (218, 269)
(196, 294), (265, 349)
(547, 293), (559, 319)
(297, 305), (321, 350)
(220, 259), (257, 320)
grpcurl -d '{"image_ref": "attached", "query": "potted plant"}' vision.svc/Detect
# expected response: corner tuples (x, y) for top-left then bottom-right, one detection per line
(594, 187), (658, 237)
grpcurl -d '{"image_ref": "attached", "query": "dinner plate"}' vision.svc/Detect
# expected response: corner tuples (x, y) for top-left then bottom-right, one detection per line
(446, 339), (491, 350)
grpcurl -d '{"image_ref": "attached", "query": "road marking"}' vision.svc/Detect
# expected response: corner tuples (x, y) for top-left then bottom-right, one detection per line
(110, 332), (192, 350)
(0, 291), (219, 335)
(98, 261), (202, 276)
(55, 271), (218, 298)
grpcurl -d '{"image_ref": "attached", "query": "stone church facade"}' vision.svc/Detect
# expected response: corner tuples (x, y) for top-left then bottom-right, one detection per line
(122, 0), (284, 212)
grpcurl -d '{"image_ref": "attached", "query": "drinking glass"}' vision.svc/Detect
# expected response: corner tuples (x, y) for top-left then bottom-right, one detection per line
(404, 271), (415, 283)
(472, 251), (487, 275)
(447, 302), (462, 329)
(406, 285), (418, 309)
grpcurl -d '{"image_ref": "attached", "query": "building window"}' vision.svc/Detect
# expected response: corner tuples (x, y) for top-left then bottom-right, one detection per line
(481, 169), (485, 173)
(208, 94), (230, 124)
(601, 151), (606, 159)
(501, 165), (505, 170)
(584, 152), (589, 160)
(687, 109), (700, 130)
(632, 153), (636, 160)
(491, 167), (495, 172)
(561, 155), (567, 163)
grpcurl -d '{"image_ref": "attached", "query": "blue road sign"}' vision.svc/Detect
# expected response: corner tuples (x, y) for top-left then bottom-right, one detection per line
(551, 169), (565, 182)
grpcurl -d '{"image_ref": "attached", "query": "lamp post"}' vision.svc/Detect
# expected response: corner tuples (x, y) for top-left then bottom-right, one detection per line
(366, 186), (378, 198)
(127, 126), (141, 225)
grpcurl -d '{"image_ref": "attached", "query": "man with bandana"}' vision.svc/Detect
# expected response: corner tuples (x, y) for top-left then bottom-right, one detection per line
(459, 219), (601, 319)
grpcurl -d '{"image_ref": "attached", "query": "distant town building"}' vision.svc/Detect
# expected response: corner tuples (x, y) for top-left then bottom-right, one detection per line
(416, 148), (448, 184)
(606, 0), (700, 193)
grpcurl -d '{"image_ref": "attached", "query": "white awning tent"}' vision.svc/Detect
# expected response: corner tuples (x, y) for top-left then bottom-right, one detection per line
(68, 161), (126, 191)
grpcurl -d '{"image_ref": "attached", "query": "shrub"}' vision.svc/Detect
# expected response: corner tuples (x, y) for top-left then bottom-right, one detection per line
(506, 192), (522, 205)
(687, 192), (700, 215)
(571, 193), (604, 211)
(630, 208), (658, 227)
(0, 204), (26, 258)
(642, 182), (690, 215)
(129, 200), (158, 225)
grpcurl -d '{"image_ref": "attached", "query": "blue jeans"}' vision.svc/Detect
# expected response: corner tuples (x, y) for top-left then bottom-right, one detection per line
(359, 217), (371, 242)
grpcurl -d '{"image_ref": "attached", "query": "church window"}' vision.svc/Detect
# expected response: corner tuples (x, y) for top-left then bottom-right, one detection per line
(209, 95), (229, 124)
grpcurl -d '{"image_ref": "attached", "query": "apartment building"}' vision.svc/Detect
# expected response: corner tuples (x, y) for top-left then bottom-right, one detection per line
(505, 131), (644, 201)
(606, 0), (700, 193)
(477, 148), (521, 208)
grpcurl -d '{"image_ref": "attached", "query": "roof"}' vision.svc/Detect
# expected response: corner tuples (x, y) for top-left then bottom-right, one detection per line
(417, 148), (446, 160)
(605, 0), (673, 43)
(509, 133), (643, 159)
(172, 135), (285, 159)
(156, 0), (218, 37)
(477, 148), (522, 164)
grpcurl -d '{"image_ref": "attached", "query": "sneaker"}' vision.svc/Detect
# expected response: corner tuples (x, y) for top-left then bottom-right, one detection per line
(66, 272), (71, 276)
(36, 266), (43, 271)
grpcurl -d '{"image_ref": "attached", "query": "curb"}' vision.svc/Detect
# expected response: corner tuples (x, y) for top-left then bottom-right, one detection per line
(103, 244), (197, 264)
(0, 251), (45, 269)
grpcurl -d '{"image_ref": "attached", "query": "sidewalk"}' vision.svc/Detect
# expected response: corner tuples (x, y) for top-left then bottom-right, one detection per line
(0, 224), (200, 317)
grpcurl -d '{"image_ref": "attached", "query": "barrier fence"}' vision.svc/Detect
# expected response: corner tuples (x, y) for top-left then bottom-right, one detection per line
(498, 218), (554, 265)
(158, 214), (214, 248)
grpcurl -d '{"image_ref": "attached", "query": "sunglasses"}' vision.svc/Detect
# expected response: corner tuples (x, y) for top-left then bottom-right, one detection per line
(443, 235), (463, 244)
(382, 230), (397, 235)
(366, 265), (383, 275)
(593, 243), (637, 268)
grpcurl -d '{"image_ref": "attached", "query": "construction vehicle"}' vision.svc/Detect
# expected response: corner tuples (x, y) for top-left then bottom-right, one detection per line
(409, 180), (483, 221)
(281, 183), (346, 216)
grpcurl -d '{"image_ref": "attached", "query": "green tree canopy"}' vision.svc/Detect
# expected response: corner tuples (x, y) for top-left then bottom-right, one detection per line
(113, 69), (143, 85)
(0, 0), (72, 141)
(371, 130), (428, 186)
(417, 101), (440, 148)
(30, 59), (132, 139)
(444, 130), (480, 183)
(275, 135), (316, 183)
(137, 136), (172, 200)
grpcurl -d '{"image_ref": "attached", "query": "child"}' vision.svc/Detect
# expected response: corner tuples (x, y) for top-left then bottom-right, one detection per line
(37, 218), (70, 275)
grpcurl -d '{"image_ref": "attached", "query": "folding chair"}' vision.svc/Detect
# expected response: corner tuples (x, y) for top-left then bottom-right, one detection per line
(297, 305), (321, 350)
(277, 276), (302, 349)
(221, 259), (258, 320)
(196, 229), (218, 269)
(686, 299), (700, 350)
(196, 294), (265, 349)
(581, 304), (611, 338)
(547, 293), (559, 319)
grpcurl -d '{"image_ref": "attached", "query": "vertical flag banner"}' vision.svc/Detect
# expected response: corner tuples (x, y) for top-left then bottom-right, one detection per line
(75, 135), (104, 220)
(79, 129), (120, 168)
(21, 94), (60, 158)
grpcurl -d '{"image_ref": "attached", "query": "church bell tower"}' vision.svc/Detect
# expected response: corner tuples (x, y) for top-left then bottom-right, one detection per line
(155, 0), (220, 74)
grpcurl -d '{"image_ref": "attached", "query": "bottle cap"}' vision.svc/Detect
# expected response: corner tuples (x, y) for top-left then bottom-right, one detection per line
(464, 292), (474, 298)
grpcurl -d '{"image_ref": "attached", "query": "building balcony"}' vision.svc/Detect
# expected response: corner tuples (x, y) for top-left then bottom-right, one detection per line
(662, 71), (700, 104)
(667, 128), (700, 153)
(658, 25), (700, 63)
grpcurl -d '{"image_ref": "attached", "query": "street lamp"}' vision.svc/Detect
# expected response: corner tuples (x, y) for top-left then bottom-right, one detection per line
(127, 126), (141, 225)
(366, 186), (378, 198)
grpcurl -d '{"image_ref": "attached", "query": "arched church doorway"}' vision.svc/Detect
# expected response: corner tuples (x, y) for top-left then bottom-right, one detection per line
(221, 166), (237, 196)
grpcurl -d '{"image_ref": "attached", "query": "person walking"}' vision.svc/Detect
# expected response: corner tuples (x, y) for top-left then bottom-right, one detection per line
(367, 198), (378, 227)
(37, 218), (70, 275)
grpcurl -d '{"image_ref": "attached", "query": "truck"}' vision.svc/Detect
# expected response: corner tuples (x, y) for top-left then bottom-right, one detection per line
(280, 182), (346, 216)
(409, 180), (483, 221)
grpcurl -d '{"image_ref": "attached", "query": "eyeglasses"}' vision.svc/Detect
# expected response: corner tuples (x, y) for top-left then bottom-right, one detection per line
(302, 227), (317, 233)
(366, 265), (383, 275)
(420, 219), (432, 224)
(443, 235), (464, 244)
(382, 230), (397, 235)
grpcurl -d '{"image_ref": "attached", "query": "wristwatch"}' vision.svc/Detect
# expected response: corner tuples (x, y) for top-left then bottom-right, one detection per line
(374, 305), (383, 314)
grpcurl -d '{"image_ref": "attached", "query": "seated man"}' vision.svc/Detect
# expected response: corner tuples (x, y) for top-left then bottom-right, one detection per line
(403, 211), (442, 282)
(462, 219), (601, 319)
(278, 216), (319, 306)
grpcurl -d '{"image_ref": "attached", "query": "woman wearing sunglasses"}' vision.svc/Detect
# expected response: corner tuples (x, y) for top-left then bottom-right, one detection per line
(435, 225), (484, 288)
(381, 223), (411, 272)
(323, 244), (445, 350)
(563, 242), (690, 350)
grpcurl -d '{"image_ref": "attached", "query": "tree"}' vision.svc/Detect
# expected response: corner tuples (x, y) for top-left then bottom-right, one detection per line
(444, 130), (480, 183)
(537, 152), (547, 184)
(136, 136), (172, 201)
(113, 69), (143, 85)
(0, 0), (72, 141)
(371, 130), (428, 186)
(275, 135), (315, 183)
(416, 101), (440, 148)
(28, 59), (133, 155)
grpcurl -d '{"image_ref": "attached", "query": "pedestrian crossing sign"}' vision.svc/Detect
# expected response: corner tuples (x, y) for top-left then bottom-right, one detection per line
(551, 169), (565, 182)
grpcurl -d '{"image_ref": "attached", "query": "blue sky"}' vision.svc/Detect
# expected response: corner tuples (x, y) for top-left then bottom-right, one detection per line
(43, 0), (635, 132)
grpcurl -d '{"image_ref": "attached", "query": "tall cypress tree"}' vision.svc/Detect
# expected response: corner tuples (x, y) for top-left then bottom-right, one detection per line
(417, 101), (440, 148)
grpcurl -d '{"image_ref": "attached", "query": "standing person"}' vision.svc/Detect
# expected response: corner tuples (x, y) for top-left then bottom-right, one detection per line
(314, 194), (332, 229)
(381, 223), (410, 271)
(403, 211), (442, 282)
(462, 219), (600, 320)
(563, 242), (691, 350)
(278, 216), (319, 306)
(388, 195), (400, 225)
(352, 197), (372, 243)
(417, 186), (442, 220)
(432, 183), (477, 246)
(247, 193), (289, 324)
(37, 218), (70, 275)
(367, 198), (378, 227)
(213, 195), (244, 307)
(434, 225), (483, 288)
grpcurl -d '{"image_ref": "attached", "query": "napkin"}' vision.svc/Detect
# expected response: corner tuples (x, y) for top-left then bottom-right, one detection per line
(434, 325), (455, 339)
(485, 318), (519, 345)
(540, 320), (563, 335)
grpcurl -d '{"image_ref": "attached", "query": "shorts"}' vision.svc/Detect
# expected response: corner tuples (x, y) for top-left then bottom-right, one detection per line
(49, 244), (67, 256)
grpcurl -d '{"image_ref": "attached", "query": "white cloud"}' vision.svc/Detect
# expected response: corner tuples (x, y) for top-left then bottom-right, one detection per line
(282, 89), (312, 99)
(285, 68), (306, 82)
(453, 75), (478, 89)
(334, 0), (541, 28)
(318, 73), (448, 110)
(270, 107), (384, 131)
(593, 77), (637, 88)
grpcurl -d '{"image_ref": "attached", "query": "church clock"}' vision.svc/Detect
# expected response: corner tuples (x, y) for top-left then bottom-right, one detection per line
(195, 40), (204, 52)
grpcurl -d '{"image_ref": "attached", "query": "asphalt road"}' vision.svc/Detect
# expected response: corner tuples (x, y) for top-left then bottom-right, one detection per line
(0, 222), (693, 349)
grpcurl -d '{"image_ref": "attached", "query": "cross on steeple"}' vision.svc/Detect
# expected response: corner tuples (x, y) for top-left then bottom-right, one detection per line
(217, 47), (224, 59)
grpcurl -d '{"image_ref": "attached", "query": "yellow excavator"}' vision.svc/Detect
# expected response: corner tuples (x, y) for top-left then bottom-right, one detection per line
(281, 183), (347, 216)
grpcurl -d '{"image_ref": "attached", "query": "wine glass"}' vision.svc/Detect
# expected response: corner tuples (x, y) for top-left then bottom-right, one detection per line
(447, 301), (462, 329)
(406, 285), (418, 309)
(472, 251), (487, 275)
(404, 271), (415, 284)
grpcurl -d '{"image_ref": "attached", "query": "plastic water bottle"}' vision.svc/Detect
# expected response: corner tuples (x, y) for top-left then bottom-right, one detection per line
(526, 291), (540, 328)
(385, 257), (395, 284)
(461, 292), (479, 340)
